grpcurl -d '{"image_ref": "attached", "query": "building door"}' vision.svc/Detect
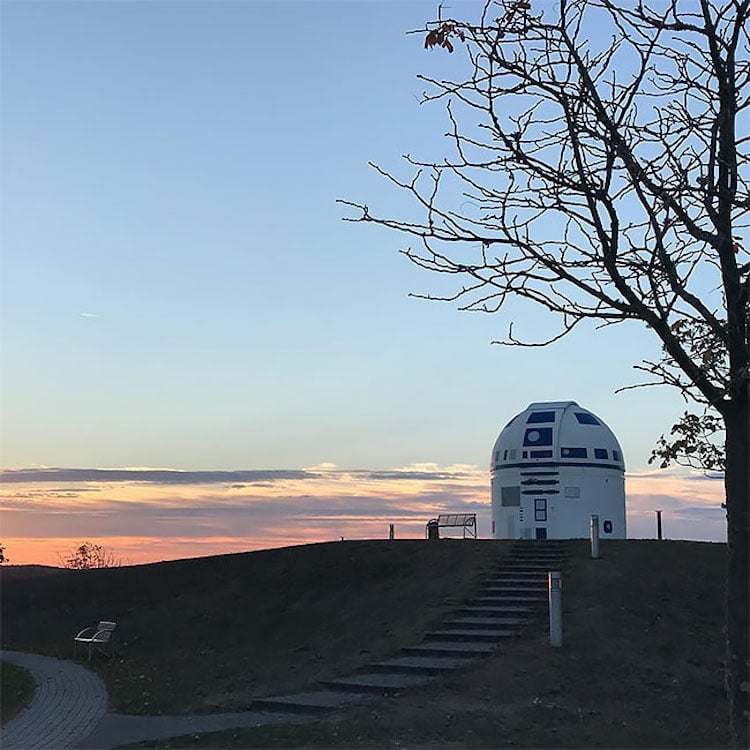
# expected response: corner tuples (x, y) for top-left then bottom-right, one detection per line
(534, 499), (548, 539)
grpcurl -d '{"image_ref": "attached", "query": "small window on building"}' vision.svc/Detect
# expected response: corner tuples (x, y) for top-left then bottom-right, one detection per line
(612, 450), (621, 462)
(564, 486), (581, 498)
(501, 486), (521, 507)
(530, 450), (553, 458)
(594, 448), (608, 459)
(575, 412), (600, 425)
(527, 410), (556, 423)
(508, 449), (517, 460)
(534, 499), (547, 521)
(522, 451), (528, 458)
(561, 447), (587, 458)
(503, 450), (508, 460)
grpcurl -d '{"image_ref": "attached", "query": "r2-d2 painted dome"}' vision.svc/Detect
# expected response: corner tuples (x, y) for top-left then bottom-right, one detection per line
(491, 401), (626, 540)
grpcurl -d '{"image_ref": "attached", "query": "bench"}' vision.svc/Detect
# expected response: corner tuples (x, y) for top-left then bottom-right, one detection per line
(426, 513), (477, 539)
(74, 621), (117, 661)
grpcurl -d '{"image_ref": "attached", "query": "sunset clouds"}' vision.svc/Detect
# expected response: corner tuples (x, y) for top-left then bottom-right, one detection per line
(0, 464), (725, 566)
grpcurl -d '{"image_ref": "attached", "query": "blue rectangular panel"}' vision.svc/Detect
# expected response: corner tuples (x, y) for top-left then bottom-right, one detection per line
(561, 447), (587, 458)
(575, 412), (600, 425)
(527, 411), (556, 423)
(523, 427), (553, 446)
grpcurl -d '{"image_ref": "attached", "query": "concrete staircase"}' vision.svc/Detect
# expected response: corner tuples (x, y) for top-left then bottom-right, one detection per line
(251, 540), (566, 714)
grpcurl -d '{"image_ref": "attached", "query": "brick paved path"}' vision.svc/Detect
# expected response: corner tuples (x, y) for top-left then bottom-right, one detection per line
(1, 651), (306, 749)
(1, 650), (108, 749)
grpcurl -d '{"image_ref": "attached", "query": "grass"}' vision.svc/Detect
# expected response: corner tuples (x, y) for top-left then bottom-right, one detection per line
(0, 661), (35, 726)
(0, 539), (508, 715)
(2, 539), (730, 747)
(124, 540), (731, 749)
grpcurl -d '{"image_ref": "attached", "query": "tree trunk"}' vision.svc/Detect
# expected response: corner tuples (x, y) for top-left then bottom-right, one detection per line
(724, 393), (749, 749)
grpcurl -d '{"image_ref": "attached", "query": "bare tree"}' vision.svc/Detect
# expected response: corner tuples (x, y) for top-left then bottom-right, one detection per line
(0, 543), (7, 565)
(59, 541), (124, 570)
(341, 0), (748, 744)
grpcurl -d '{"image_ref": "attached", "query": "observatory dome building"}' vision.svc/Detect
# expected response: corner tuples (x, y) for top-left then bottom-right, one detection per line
(490, 401), (626, 540)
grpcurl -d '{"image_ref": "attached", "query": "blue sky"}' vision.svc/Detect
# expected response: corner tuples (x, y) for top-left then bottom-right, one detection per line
(0, 1), (721, 562)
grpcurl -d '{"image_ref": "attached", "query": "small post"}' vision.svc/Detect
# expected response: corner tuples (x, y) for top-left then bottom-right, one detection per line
(548, 571), (563, 647)
(656, 509), (663, 540)
(590, 514), (600, 559)
(389, 523), (395, 540)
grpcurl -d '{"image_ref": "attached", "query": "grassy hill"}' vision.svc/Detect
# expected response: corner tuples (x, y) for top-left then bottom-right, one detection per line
(0, 540), (507, 715)
(1, 539), (729, 748)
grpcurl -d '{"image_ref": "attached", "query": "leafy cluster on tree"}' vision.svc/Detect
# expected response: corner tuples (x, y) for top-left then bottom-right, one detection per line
(342, 1), (748, 745)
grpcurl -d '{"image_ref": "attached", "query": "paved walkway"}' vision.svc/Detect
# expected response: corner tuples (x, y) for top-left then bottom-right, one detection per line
(80, 708), (306, 749)
(0, 651), (306, 750)
(1, 651), (108, 749)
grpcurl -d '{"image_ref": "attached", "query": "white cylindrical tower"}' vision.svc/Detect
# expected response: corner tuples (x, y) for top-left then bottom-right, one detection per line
(490, 401), (626, 540)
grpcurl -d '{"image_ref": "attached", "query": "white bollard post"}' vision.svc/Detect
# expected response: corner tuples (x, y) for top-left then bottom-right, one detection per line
(389, 524), (395, 540)
(548, 571), (563, 647)
(590, 514), (600, 559)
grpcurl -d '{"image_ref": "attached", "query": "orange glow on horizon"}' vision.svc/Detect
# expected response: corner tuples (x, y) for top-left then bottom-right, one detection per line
(0, 466), (726, 567)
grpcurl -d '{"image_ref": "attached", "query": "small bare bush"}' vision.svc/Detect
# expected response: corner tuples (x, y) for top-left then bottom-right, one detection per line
(59, 541), (125, 570)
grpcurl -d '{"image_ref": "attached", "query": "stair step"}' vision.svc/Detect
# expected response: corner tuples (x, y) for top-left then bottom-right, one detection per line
(509, 552), (562, 558)
(484, 576), (547, 589)
(321, 672), (432, 694)
(366, 655), (473, 675)
(457, 606), (534, 616)
(511, 549), (564, 555)
(425, 629), (515, 642)
(445, 616), (525, 628)
(483, 576), (547, 591)
(252, 690), (375, 714)
(472, 596), (545, 605)
(510, 553), (564, 558)
(502, 568), (557, 575)
(482, 586), (546, 594)
(402, 641), (498, 657)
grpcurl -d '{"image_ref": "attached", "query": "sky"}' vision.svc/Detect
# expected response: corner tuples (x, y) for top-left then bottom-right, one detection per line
(0, 0), (727, 566)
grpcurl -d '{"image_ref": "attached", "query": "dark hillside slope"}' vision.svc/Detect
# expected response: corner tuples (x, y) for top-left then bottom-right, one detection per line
(1, 565), (67, 580)
(245, 539), (727, 749)
(1, 540), (507, 715)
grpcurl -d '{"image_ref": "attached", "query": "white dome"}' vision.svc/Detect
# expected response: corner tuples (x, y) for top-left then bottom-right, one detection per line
(491, 401), (625, 470)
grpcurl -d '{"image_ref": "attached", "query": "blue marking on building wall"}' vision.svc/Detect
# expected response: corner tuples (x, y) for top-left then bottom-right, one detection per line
(494, 461), (624, 472)
(527, 411), (556, 423)
(523, 427), (553, 446)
